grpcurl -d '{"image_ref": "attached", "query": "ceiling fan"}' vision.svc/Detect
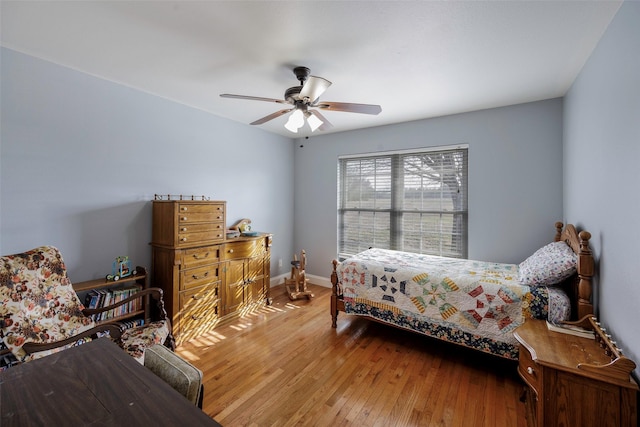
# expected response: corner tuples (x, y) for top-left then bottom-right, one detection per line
(220, 66), (382, 133)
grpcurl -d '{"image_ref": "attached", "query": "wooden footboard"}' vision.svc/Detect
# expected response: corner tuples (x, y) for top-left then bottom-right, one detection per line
(330, 260), (344, 328)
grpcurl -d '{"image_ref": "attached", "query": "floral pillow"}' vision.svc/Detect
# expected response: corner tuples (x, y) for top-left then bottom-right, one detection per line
(518, 241), (577, 286)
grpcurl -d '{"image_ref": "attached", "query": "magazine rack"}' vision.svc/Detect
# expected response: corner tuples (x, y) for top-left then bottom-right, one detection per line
(566, 315), (637, 382)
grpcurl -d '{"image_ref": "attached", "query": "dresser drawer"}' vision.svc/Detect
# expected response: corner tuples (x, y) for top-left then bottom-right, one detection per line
(180, 245), (221, 269)
(177, 203), (225, 224)
(180, 283), (219, 310)
(224, 239), (266, 260)
(180, 265), (221, 291)
(518, 345), (541, 398)
(179, 285), (219, 340)
(177, 224), (225, 246)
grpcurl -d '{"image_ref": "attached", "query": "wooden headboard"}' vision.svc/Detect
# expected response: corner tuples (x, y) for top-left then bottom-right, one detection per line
(554, 222), (594, 320)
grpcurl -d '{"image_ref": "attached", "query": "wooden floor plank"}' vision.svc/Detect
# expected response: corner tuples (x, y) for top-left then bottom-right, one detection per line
(177, 284), (527, 426)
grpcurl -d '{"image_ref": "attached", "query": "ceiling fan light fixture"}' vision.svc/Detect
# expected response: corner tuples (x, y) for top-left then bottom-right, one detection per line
(306, 112), (323, 132)
(221, 66), (381, 133)
(284, 109), (305, 133)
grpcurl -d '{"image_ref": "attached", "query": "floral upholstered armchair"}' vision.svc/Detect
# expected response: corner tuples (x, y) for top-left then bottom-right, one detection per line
(0, 246), (174, 364)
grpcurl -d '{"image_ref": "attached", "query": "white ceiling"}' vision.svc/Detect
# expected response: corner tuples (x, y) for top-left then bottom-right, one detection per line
(1, 1), (622, 138)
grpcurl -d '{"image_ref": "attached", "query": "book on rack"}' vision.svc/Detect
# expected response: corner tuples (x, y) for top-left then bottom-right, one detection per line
(81, 284), (143, 322)
(120, 318), (145, 329)
(85, 290), (100, 310)
(546, 320), (594, 339)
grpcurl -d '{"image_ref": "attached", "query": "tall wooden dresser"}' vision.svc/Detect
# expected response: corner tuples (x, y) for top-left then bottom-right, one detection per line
(151, 198), (271, 344)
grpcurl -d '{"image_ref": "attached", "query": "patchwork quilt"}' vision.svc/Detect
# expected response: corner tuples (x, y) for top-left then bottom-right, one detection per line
(338, 248), (569, 359)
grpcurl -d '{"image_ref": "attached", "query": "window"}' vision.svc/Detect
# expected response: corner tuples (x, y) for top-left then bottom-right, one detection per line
(337, 145), (468, 260)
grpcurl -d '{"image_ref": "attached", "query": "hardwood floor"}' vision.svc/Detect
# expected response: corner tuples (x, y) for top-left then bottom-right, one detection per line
(176, 284), (527, 427)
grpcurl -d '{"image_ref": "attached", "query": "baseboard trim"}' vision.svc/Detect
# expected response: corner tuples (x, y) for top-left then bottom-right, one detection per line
(270, 273), (331, 289)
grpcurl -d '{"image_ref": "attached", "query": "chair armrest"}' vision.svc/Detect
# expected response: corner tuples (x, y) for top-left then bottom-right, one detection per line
(83, 287), (175, 351)
(84, 287), (170, 322)
(21, 324), (122, 354)
(144, 344), (204, 408)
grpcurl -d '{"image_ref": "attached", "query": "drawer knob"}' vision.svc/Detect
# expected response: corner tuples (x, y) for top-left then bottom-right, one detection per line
(181, 237), (188, 242)
(181, 227), (188, 232)
(181, 207), (188, 211)
(182, 217), (188, 221)
(192, 272), (209, 279)
(527, 367), (534, 375)
(228, 249), (234, 253)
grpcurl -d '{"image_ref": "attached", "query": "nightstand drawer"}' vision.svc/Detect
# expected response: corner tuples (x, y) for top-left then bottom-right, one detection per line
(518, 345), (540, 397)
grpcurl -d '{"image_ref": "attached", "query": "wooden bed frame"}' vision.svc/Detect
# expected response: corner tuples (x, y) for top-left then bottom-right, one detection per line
(330, 222), (594, 329)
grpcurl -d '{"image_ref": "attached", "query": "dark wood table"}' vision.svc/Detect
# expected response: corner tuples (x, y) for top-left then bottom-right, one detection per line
(0, 338), (221, 426)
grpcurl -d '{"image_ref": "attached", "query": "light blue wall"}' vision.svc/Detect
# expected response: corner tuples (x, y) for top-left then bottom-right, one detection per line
(564, 0), (640, 375)
(1, 48), (296, 281)
(2, 48), (565, 285)
(294, 99), (564, 276)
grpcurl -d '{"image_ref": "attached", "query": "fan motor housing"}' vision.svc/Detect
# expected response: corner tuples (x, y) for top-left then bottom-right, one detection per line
(293, 66), (311, 83)
(284, 86), (303, 102)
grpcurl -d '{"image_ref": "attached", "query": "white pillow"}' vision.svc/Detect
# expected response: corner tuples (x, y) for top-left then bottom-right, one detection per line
(518, 241), (577, 286)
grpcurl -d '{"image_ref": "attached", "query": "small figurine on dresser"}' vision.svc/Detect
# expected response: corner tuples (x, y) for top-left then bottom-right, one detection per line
(229, 218), (258, 237)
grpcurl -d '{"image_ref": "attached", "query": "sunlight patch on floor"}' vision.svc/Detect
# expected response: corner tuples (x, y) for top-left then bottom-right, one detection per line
(198, 330), (227, 344)
(259, 305), (285, 313)
(284, 303), (302, 309)
(176, 293), (318, 358)
(177, 349), (200, 362)
(176, 330), (228, 356)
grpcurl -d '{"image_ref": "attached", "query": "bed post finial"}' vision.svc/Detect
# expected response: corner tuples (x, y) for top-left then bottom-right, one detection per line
(577, 230), (594, 318)
(554, 221), (564, 242)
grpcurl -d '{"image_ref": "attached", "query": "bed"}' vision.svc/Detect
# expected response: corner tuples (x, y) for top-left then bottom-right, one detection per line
(330, 222), (594, 359)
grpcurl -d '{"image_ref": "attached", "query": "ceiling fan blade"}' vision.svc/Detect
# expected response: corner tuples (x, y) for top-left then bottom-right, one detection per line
(314, 101), (382, 115)
(220, 94), (290, 104)
(299, 76), (331, 103)
(309, 110), (334, 131)
(250, 109), (293, 125)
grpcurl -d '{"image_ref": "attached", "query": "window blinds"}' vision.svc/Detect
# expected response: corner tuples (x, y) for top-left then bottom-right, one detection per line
(338, 145), (468, 260)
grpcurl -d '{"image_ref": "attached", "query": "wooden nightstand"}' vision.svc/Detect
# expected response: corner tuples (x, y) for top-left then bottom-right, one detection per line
(514, 318), (638, 427)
